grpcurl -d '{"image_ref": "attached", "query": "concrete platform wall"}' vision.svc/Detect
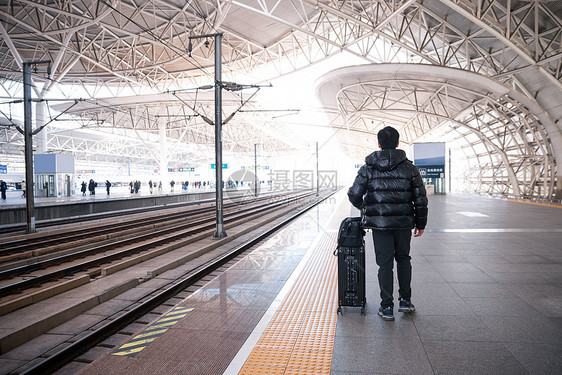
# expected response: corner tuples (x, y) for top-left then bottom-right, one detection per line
(0, 192), (218, 226)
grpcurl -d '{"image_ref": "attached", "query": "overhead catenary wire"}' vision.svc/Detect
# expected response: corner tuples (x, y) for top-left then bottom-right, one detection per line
(0, 3), (282, 153)
(1, 0), (278, 132)
(83, 2), (274, 128)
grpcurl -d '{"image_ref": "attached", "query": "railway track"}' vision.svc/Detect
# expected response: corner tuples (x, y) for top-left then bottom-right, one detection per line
(5, 188), (338, 375)
(0, 190), (291, 254)
(0, 189), (283, 236)
(0, 191), (315, 299)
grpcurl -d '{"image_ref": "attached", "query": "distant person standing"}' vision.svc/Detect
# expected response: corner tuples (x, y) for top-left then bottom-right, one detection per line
(0, 180), (7, 200)
(158, 181), (162, 192)
(88, 179), (96, 195)
(21, 180), (26, 198)
(170, 180), (175, 193)
(106, 180), (111, 195)
(81, 181), (87, 196)
(149, 180), (153, 194)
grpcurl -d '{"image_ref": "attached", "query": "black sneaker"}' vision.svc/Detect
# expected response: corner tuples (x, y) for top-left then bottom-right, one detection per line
(378, 306), (394, 321)
(398, 299), (416, 313)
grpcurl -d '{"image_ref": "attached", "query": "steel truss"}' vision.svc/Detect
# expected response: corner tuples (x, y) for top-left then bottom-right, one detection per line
(0, 0), (560, 197)
(0, 99), (299, 166)
(334, 71), (556, 198)
(450, 96), (554, 198)
(2, 1), (558, 93)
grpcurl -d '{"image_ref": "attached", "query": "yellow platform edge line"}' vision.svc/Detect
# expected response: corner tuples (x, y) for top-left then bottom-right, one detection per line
(155, 313), (188, 323)
(116, 336), (160, 350)
(130, 328), (170, 340)
(111, 306), (194, 357)
(144, 320), (179, 330)
(112, 346), (145, 356)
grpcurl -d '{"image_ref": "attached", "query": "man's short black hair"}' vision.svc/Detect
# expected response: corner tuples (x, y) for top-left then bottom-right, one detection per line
(377, 126), (400, 149)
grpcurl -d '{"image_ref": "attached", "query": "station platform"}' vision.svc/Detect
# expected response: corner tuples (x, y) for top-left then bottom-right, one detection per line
(0, 186), (212, 206)
(0, 187), (233, 228)
(69, 191), (562, 374)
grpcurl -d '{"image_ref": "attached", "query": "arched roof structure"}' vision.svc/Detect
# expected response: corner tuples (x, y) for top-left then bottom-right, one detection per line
(316, 63), (559, 198)
(0, 0), (561, 197)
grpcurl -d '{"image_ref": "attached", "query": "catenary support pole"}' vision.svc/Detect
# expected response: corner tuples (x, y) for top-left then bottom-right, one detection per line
(213, 33), (227, 238)
(254, 143), (258, 197)
(23, 63), (36, 233)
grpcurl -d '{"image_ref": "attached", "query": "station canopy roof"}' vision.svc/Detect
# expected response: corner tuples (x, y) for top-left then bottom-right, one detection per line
(0, 0), (561, 195)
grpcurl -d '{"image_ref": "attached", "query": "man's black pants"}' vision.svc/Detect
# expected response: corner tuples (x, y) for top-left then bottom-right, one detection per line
(372, 229), (412, 308)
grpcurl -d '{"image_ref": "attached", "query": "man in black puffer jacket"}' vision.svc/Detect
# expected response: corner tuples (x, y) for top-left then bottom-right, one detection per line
(348, 126), (428, 321)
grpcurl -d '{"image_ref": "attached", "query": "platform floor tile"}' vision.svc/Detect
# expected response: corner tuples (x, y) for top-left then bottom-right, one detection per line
(331, 193), (562, 375)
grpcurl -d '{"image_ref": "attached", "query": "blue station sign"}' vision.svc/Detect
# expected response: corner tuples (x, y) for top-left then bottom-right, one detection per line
(417, 165), (445, 178)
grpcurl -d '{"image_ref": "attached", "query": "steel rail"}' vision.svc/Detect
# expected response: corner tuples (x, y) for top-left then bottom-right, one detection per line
(19, 188), (339, 375)
(0, 189), (283, 236)
(0, 191), (311, 279)
(0, 191), (316, 297)
(0, 205), (209, 255)
(0, 191), (289, 254)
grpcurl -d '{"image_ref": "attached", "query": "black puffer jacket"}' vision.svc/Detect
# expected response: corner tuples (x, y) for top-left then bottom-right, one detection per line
(348, 149), (428, 230)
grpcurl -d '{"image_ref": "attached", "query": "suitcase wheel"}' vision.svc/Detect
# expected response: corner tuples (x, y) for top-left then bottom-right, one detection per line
(361, 307), (365, 315)
(337, 306), (342, 314)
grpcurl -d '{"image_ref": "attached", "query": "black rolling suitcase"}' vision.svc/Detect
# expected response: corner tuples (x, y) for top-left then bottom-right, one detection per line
(334, 217), (366, 314)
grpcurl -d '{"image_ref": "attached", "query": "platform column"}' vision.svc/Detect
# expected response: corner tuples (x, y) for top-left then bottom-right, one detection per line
(316, 141), (319, 196)
(23, 62), (36, 233)
(556, 176), (562, 200)
(159, 113), (168, 190)
(254, 143), (258, 197)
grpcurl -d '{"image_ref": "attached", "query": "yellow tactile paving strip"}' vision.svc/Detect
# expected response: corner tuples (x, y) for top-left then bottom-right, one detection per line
(504, 198), (562, 209)
(239, 229), (339, 375)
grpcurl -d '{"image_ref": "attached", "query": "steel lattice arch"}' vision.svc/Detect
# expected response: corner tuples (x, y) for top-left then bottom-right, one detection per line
(316, 64), (557, 198)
